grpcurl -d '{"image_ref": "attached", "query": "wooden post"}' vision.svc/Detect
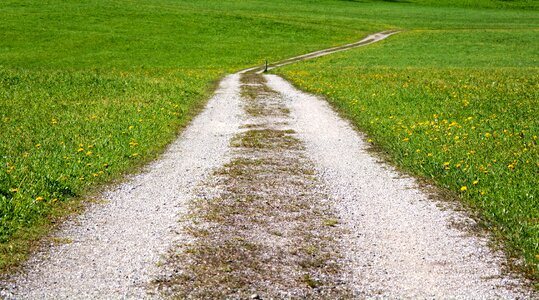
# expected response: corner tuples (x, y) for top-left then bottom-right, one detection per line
(264, 60), (268, 73)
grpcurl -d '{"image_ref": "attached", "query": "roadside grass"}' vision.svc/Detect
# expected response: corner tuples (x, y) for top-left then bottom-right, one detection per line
(0, 67), (218, 269)
(276, 28), (539, 280)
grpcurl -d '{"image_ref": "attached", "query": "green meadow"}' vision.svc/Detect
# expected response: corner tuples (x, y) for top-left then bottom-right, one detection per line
(1, 0), (537, 279)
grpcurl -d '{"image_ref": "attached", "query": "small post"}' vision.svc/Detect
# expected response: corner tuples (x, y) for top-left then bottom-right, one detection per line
(264, 60), (268, 73)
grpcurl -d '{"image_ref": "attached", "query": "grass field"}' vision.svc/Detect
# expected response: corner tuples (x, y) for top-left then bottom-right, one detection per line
(1, 0), (538, 279)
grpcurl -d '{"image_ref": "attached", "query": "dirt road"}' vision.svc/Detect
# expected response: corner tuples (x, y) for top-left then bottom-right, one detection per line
(1, 32), (535, 299)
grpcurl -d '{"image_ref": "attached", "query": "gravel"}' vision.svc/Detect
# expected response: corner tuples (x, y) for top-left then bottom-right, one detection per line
(0, 74), (243, 299)
(265, 74), (537, 299)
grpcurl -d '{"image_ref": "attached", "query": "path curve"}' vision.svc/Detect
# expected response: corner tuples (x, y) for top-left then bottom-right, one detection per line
(240, 30), (399, 74)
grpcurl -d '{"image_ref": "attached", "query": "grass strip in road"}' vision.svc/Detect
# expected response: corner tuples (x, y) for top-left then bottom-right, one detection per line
(275, 29), (539, 281)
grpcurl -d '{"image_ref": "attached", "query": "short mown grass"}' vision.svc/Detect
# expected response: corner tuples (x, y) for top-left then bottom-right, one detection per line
(276, 27), (539, 280)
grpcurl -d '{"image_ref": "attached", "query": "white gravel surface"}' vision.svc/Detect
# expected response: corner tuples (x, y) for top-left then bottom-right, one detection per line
(266, 74), (536, 299)
(0, 74), (243, 299)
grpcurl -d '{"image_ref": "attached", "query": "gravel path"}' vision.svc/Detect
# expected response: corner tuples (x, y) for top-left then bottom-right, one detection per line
(266, 74), (536, 299)
(0, 74), (243, 299)
(155, 73), (351, 298)
(240, 30), (398, 74)
(1, 32), (537, 299)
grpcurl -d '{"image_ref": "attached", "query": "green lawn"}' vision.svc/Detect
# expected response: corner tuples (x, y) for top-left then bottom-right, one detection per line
(1, 0), (538, 280)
